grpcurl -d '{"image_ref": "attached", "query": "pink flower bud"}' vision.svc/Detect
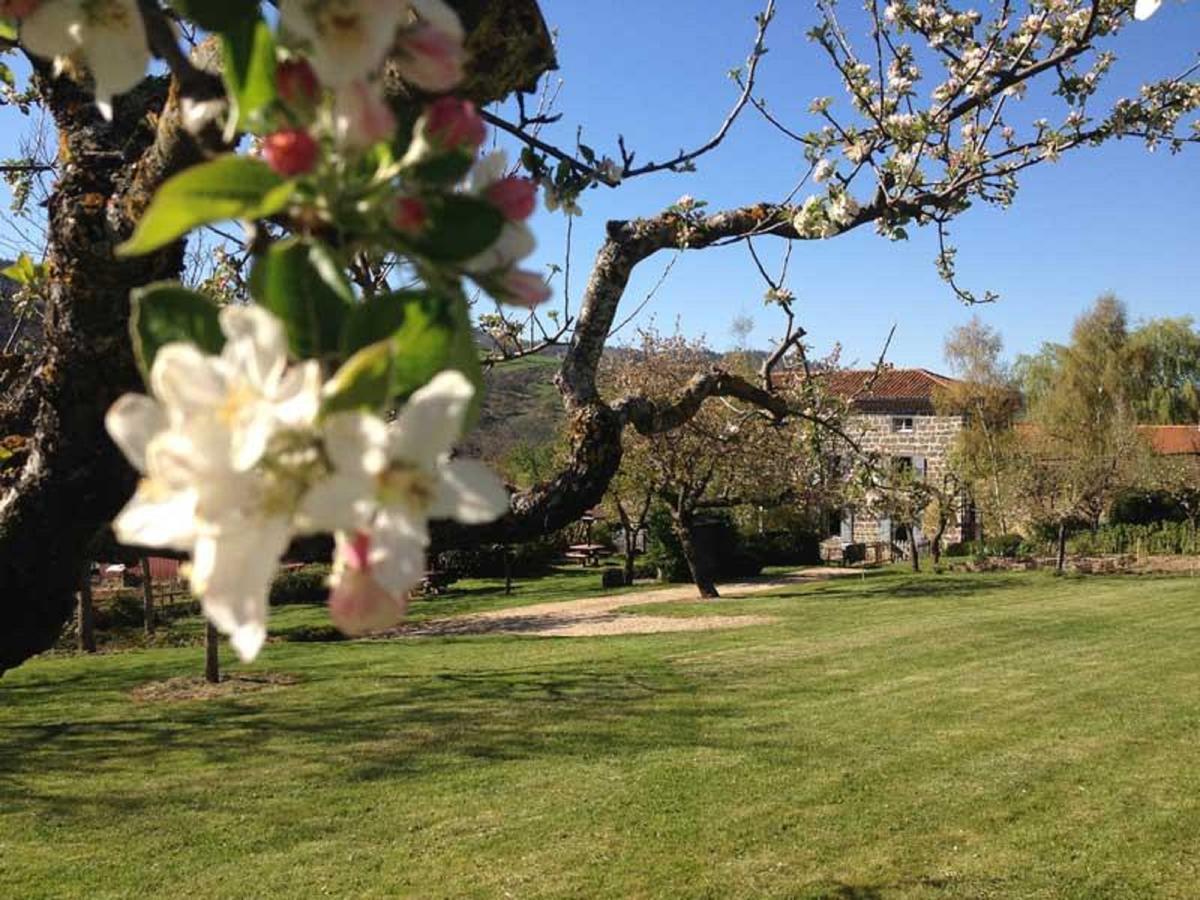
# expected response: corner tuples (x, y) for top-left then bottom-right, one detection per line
(485, 177), (537, 221)
(500, 269), (551, 308)
(424, 97), (486, 152)
(395, 25), (465, 93)
(327, 531), (409, 636)
(333, 80), (397, 151)
(276, 58), (320, 111)
(392, 196), (429, 235)
(263, 129), (319, 176)
(328, 569), (409, 636)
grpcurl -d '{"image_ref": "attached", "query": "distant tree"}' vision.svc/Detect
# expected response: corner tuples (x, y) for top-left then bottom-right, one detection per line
(603, 328), (816, 597)
(602, 459), (657, 586)
(1126, 317), (1200, 425)
(1152, 455), (1200, 552)
(938, 317), (1022, 534)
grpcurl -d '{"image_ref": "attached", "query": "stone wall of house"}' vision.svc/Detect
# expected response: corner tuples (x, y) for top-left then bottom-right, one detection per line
(839, 411), (974, 546)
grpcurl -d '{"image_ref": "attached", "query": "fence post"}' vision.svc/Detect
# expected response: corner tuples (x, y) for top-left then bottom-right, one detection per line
(77, 569), (96, 654)
(141, 556), (156, 636)
(204, 622), (220, 684)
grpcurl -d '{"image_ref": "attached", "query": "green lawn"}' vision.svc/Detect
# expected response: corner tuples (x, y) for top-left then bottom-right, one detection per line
(3, 570), (1200, 898)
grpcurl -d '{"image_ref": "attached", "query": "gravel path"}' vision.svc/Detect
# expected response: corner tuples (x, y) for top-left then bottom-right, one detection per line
(394, 567), (858, 639)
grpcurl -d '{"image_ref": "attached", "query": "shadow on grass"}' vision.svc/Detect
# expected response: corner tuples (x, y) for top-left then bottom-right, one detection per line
(802, 573), (1028, 602)
(0, 658), (733, 813)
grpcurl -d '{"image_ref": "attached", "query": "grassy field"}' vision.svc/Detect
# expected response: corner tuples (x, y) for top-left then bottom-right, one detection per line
(3, 569), (1200, 898)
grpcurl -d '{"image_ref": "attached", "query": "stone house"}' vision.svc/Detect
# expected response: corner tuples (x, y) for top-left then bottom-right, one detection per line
(820, 368), (979, 550)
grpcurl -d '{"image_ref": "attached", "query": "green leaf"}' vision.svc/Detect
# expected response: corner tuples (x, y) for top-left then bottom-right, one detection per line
(322, 340), (394, 416)
(129, 283), (225, 381)
(412, 195), (505, 263)
(1, 252), (43, 285)
(118, 156), (295, 257)
(167, 1), (260, 32)
(0, 20), (15, 42)
(340, 290), (431, 357)
(249, 238), (352, 360)
(222, 17), (276, 135)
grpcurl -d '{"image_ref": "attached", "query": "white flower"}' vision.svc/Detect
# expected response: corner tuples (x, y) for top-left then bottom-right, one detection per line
(813, 159), (836, 183)
(463, 221), (536, 274)
(152, 305), (322, 471)
(279, 0), (406, 87)
(105, 306), (323, 662)
(1133, 0), (1161, 19)
(21, 0), (150, 120)
(301, 371), (509, 598)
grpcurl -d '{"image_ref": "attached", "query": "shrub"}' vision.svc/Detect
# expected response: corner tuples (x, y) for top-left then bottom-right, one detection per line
(944, 542), (970, 558)
(436, 535), (565, 580)
(281, 625), (347, 642)
(744, 529), (821, 567)
(985, 533), (1024, 559)
(93, 591), (145, 629)
(269, 565), (330, 606)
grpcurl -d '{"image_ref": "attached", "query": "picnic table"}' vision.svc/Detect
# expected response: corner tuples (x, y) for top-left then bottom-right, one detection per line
(564, 543), (614, 567)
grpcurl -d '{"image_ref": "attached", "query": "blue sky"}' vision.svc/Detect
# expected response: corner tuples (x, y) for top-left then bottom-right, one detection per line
(0, 3), (1193, 371)
(512, 0), (1199, 369)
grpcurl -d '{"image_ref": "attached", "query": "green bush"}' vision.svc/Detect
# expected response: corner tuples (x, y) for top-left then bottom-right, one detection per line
(435, 536), (564, 580)
(269, 565), (330, 606)
(985, 533), (1024, 559)
(744, 529), (821, 566)
(944, 542), (970, 558)
(1067, 521), (1199, 556)
(93, 591), (145, 629)
(644, 507), (768, 582)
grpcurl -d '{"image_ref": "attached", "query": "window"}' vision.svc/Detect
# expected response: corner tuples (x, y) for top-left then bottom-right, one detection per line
(892, 456), (914, 474)
(892, 417), (914, 433)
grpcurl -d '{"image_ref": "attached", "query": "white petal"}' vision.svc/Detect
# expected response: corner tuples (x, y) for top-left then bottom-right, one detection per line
(274, 360), (323, 429)
(294, 472), (376, 534)
(463, 221), (536, 274)
(105, 394), (166, 473)
(82, 0), (149, 119)
(20, 1), (82, 60)
(229, 403), (275, 472)
(1133, 0), (1161, 18)
(470, 150), (509, 192)
(112, 480), (197, 550)
(388, 370), (474, 466)
(408, 0), (465, 41)
(431, 459), (509, 524)
(191, 518), (291, 662)
(220, 305), (287, 390)
(150, 343), (228, 417)
(323, 411), (390, 476)
(369, 509), (428, 596)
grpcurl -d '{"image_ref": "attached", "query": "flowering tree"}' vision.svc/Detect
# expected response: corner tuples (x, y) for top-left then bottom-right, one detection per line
(0, 0), (1195, 673)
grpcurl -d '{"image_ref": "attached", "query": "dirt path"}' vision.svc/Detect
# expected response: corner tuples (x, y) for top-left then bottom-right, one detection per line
(394, 567), (859, 639)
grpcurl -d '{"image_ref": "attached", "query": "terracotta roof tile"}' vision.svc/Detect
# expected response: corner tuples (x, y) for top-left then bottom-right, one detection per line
(1138, 425), (1200, 456)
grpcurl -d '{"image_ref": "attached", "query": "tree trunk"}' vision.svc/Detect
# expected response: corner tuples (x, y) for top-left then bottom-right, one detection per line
(909, 525), (920, 573)
(1056, 520), (1068, 574)
(673, 512), (719, 598)
(503, 546), (513, 595)
(931, 522), (945, 566)
(204, 621), (220, 684)
(141, 556), (155, 636)
(76, 570), (96, 654)
(623, 535), (637, 586)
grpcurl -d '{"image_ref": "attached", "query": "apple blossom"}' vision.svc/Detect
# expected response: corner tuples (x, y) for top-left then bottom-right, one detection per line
(278, 0), (405, 88)
(395, 24), (466, 92)
(326, 531), (409, 636)
(20, 0), (149, 120)
(299, 371), (509, 599)
(485, 176), (538, 221)
(498, 269), (552, 308)
(333, 80), (397, 151)
(105, 306), (324, 661)
(1134, 0), (1161, 19)
(263, 129), (320, 176)
(276, 58), (321, 113)
(422, 96), (486, 151)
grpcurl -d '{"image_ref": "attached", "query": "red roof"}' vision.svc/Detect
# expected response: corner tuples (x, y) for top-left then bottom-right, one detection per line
(1138, 426), (1200, 456)
(818, 368), (957, 401)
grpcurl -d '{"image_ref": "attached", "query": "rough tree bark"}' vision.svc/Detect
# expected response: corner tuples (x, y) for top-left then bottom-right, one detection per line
(204, 622), (220, 685)
(909, 525), (920, 573)
(76, 570), (96, 655)
(1056, 520), (1068, 574)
